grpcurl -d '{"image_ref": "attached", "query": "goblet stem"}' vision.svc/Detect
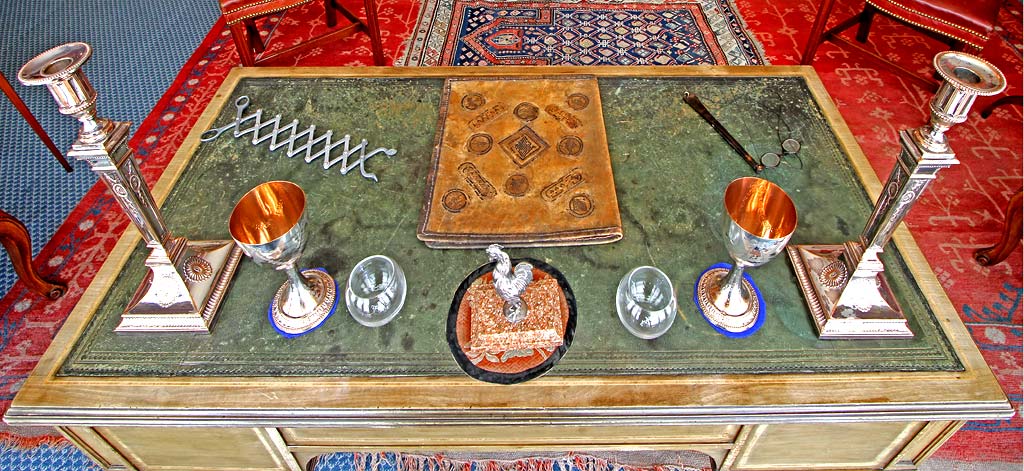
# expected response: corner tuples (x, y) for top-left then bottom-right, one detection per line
(280, 265), (319, 318)
(713, 262), (752, 316)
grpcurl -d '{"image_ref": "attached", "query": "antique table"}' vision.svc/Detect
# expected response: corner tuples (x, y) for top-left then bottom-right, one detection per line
(4, 67), (1011, 471)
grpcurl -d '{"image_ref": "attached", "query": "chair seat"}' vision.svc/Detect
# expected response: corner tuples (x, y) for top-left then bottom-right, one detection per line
(867, 0), (1000, 48)
(220, 0), (313, 25)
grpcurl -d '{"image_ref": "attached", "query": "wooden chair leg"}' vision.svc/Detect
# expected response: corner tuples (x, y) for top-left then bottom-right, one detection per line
(0, 209), (66, 300)
(362, 0), (386, 65)
(325, 0), (339, 28)
(229, 22), (258, 66)
(0, 72), (72, 173)
(226, 0), (385, 67)
(855, 4), (877, 43)
(974, 191), (1023, 266)
(245, 19), (265, 54)
(800, 0), (840, 65)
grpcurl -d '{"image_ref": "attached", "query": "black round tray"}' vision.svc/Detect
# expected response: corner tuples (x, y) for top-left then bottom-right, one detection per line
(446, 258), (576, 385)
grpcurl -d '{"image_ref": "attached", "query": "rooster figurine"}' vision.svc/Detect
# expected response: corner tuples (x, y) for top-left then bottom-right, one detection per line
(486, 244), (534, 323)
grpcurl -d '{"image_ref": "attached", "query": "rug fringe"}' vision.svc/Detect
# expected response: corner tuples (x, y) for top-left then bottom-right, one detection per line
(341, 452), (709, 471)
(0, 431), (72, 449)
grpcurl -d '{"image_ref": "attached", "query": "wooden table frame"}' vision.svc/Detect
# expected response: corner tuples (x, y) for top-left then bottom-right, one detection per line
(4, 66), (1012, 471)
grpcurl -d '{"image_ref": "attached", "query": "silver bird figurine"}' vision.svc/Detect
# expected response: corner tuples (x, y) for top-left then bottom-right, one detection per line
(486, 244), (534, 323)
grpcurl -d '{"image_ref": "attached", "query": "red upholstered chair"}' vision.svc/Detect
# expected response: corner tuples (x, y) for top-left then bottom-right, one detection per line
(801, 0), (1003, 88)
(219, 0), (385, 66)
(974, 191), (1023, 266)
(1, 209), (66, 299)
(1, 72), (69, 299)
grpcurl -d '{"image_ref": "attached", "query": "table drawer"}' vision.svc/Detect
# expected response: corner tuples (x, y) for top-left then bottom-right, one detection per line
(729, 422), (926, 470)
(283, 425), (739, 449)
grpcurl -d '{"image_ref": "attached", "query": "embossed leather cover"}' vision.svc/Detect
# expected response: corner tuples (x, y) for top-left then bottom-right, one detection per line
(417, 77), (623, 248)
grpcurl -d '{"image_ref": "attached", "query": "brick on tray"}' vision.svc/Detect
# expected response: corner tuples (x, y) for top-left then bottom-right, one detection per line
(466, 277), (565, 354)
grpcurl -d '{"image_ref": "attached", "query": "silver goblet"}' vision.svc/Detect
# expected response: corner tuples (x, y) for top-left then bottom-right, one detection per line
(229, 181), (338, 337)
(695, 177), (797, 337)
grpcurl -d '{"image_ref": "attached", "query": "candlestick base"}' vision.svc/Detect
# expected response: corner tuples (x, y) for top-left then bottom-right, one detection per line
(115, 239), (242, 334)
(787, 245), (913, 340)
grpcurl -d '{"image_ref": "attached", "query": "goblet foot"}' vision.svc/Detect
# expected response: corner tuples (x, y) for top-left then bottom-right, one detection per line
(694, 264), (765, 338)
(269, 268), (338, 338)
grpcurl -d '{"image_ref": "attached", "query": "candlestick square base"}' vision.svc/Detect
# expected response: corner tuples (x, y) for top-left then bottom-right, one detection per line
(787, 245), (913, 340)
(115, 240), (242, 334)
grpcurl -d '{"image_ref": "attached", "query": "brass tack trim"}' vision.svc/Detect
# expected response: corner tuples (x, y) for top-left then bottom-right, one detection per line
(867, 0), (990, 48)
(224, 0), (312, 24)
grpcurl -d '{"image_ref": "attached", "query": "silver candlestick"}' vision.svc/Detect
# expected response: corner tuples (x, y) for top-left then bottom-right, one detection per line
(19, 42), (242, 333)
(787, 51), (1006, 339)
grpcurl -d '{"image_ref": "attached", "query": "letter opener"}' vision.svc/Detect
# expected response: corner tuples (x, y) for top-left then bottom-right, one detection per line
(683, 92), (765, 173)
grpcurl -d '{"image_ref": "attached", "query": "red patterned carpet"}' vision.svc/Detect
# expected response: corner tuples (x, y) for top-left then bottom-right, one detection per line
(1, 0), (1020, 467)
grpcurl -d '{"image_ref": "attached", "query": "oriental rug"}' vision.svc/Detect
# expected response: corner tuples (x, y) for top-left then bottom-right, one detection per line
(0, 0), (1021, 470)
(398, 0), (766, 66)
(0, 448), (713, 471)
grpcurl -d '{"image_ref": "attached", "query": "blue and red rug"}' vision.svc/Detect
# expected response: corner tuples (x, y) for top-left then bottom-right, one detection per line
(400, 0), (764, 66)
(0, 448), (715, 471)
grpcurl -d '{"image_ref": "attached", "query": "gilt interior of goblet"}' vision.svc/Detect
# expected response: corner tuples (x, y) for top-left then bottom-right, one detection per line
(723, 177), (797, 241)
(229, 180), (307, 246)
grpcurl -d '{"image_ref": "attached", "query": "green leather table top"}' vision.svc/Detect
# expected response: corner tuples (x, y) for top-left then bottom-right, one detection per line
(59, 74), (961, 377)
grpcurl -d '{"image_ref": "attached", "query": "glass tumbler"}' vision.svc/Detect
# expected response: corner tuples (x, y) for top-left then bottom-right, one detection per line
(345, 255), (407, 327)
(616, 266), (677, 339)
